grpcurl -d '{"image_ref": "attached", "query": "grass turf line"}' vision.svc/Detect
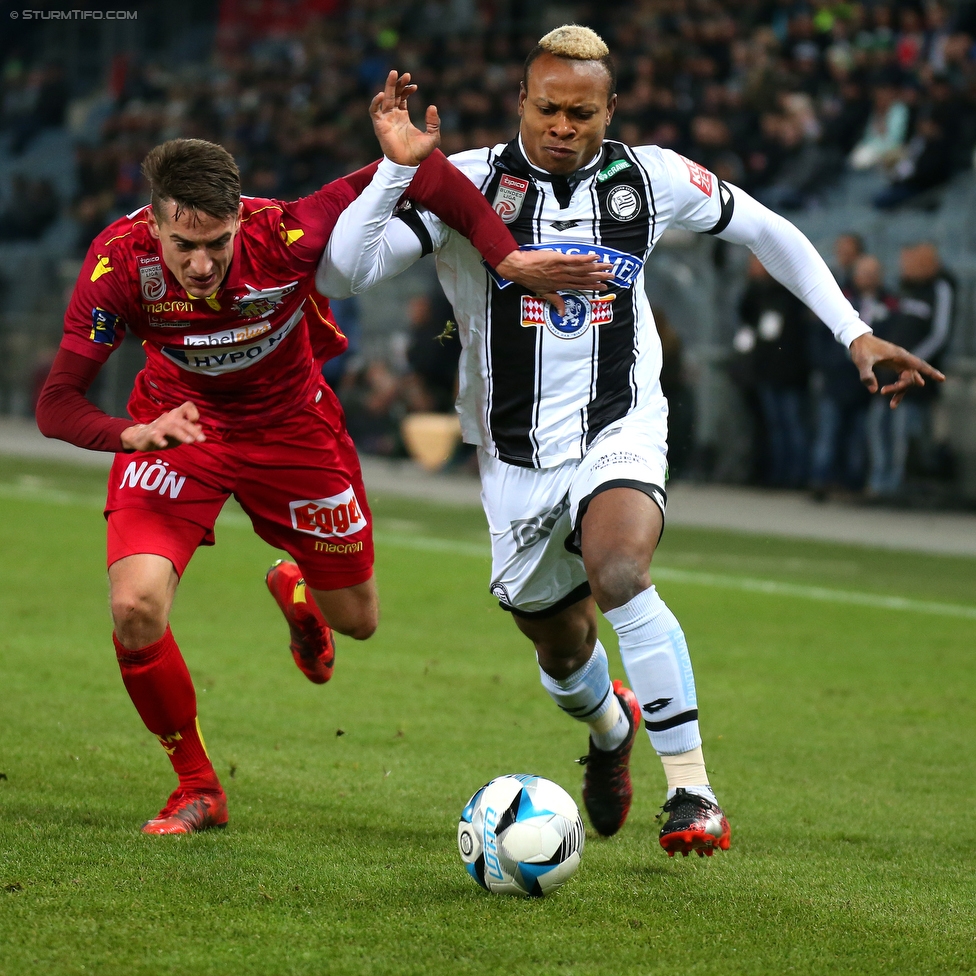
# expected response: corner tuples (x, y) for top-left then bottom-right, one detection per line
(1, 456), (976, 975)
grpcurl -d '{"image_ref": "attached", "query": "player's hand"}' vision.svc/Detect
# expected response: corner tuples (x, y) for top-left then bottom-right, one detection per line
(120, 402), (206, 452)
(849, 332), (945, 408)
(496, 250), (615, 315)
(370, 70), (440, 167)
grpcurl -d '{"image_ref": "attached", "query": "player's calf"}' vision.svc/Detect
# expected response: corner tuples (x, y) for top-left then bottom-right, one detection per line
(310, 577), (378, 641)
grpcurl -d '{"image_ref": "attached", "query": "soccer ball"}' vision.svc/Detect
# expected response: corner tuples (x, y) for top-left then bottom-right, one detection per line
(457, 774), (585, 897)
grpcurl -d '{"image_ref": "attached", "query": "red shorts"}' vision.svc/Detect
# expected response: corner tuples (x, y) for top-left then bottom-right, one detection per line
(105, 384), (373, 590)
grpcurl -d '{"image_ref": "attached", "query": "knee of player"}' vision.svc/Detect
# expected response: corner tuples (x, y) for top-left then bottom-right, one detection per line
(588, 558), (649, 612)
(110, 588), (168, 633)
(331, 608), (378, 641)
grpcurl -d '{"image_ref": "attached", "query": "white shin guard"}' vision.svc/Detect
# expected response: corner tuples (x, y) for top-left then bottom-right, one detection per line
(603, 585), (702, 756)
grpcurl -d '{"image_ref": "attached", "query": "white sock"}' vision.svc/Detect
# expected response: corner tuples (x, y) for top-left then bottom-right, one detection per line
(603, 585), (702, 756)
(667, 785), (717, 803)
(538, 640), (628, 752)
(590, 703), (629, 752)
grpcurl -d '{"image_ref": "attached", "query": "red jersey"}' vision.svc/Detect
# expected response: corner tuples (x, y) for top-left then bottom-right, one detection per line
(63, 185), (355, 430)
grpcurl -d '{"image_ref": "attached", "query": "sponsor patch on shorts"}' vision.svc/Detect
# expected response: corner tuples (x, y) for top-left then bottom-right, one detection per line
(290, 485), (367, 539)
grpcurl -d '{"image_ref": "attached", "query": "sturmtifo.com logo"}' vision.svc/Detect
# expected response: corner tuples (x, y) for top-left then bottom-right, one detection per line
(10, 9), (137, 19)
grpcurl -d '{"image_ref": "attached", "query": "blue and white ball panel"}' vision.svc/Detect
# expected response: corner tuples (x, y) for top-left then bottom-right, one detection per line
(457, 774), (584, 897)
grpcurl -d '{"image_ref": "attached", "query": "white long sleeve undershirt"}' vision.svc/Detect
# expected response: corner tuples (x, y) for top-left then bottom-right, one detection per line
(317, 156), (423, 299)
(317, 158), (871, 349)
(715, 186), (870, 348)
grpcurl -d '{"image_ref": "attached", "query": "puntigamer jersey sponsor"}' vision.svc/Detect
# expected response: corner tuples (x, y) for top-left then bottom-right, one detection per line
(62, 189), (355, 429)
(401, 139), (729, 468)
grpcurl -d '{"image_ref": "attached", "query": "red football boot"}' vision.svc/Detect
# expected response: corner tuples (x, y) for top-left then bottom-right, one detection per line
(141, 787), (228, 835)
(265, 559), (336, 684)
(658, 788), (732, 857)
(579, 680), (642, 837)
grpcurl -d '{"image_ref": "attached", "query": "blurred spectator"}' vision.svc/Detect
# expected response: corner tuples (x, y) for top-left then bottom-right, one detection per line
(402, 292), (460, 414)
(654, 306), (695, 479)
(809, 255), (893, 498)
(867, 243), (955, 497)
(322, 295), (361, 390)
(874, 74), (958, 208)
(738, 254), (810, 488)
(0, 175), (59, 241)
(338, 359), (403, 458)
(849, 79), (910, 170)
(755, 109), (836, 210)
(833, 232), (865, 288)
(5, 63), (68, 155)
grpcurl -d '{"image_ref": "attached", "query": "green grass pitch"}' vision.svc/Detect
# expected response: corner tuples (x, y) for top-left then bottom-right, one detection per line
(2, 456), (976, 975)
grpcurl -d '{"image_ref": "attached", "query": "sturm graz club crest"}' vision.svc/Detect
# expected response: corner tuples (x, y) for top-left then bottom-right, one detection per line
(520, 292), (614, 340)
(607, 185), (642, 221)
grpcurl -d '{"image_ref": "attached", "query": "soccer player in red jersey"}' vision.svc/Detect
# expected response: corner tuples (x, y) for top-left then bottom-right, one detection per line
(36, 73), (610, 835)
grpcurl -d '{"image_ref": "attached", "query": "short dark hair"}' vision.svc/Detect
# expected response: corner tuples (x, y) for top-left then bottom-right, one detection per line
(142, 138), (241, 222)
(523, 25), (617, 101)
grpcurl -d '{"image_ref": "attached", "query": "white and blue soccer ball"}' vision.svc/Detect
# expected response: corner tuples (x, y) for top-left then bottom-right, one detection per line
(457, 774), (585, 897)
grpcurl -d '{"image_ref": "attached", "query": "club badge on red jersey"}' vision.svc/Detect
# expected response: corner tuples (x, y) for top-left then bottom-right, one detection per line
(492, 174), (529, 224)
(138, 255), (167, 301)
(234, 281), (298, 319)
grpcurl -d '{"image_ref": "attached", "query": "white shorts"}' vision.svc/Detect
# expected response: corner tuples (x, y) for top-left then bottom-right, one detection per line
(479, 410), (668, 616)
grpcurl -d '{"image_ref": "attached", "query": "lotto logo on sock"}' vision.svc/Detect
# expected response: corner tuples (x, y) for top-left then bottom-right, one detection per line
(290, 486), (366, 539)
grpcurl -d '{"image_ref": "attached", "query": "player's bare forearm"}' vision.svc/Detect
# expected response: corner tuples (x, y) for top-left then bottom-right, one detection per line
(849, 333), (945, 408)
(120, 402), (206, 451)
(370, 70), (440, 167)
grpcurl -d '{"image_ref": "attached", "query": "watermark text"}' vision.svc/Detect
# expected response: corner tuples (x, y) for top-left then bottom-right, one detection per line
(10, 9), (138, 19)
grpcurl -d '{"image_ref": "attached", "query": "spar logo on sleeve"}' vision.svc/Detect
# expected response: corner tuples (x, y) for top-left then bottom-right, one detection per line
(290, 486), (367, 539)
(679, 156), (713, 196)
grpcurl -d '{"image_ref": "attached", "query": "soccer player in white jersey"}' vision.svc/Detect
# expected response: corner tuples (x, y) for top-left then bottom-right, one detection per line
(318, 27), (943, 856)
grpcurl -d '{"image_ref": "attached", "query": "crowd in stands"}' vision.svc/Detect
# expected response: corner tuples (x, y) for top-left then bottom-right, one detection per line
(731, 232), (955, 501)
(4, 0), (976, 248)
(0, 1), (967, 498)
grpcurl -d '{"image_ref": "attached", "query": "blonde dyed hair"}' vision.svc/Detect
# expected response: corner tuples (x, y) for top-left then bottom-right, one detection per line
(538, 25), (609, 60)
(524, 24), (616, 96)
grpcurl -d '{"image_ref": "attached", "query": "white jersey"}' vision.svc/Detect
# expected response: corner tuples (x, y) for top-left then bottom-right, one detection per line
(399, 138), (730, 468)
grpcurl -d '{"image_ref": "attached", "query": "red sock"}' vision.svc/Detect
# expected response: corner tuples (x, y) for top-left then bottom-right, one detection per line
(114, 626), (221, 793)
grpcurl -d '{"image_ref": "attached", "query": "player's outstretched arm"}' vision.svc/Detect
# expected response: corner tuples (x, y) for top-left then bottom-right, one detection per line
(712, 185), (944, 405)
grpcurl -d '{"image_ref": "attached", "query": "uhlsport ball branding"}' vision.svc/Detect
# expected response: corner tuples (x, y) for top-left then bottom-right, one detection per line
(457, 774), (585, 897)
